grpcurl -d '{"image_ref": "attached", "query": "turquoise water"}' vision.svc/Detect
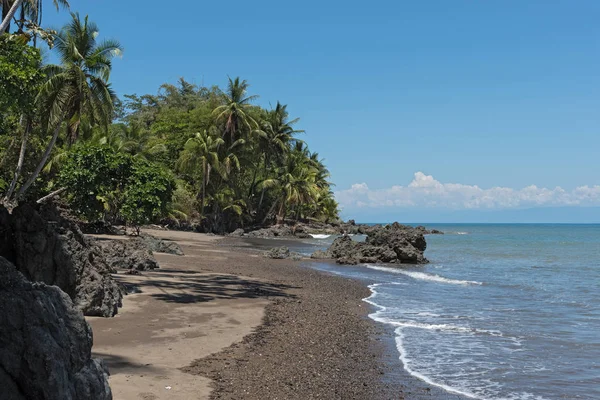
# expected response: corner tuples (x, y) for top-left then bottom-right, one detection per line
(306, 225), (600, 399)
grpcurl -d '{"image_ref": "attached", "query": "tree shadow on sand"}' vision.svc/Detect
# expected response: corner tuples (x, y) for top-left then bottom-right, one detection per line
(93, 352), (166, 375)
(116, 273), (297, 304)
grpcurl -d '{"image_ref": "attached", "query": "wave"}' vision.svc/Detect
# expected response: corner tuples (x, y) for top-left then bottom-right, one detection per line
(364, 286), (481, 398)
(309, 234), (331, 239)
(365, 265), (483, 285)
(394, 328), (481, 399)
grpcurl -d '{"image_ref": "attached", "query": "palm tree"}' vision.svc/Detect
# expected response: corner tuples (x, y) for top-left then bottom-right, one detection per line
(0, 0), (68, 35)
(38, 12), (122, 144)
(212, 77), (258, 143)
(261, 143), (320, 224)
(14, 12), (121, 199)
(91, 123), (166, 160)
(256, 102), (304, 209)
(177, 130), (223, 216)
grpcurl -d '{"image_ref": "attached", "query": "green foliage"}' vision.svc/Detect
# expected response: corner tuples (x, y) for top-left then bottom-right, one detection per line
(120, 159), (174, 228)
(58, 144), (174, 228)
(0, 35), (44, 132)
(37, 13), (122, 141)
(58, 144), (130, 221)
(1, 8), (338, 230)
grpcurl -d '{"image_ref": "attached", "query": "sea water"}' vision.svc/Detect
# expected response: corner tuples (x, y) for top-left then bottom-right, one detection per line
(301, 224), (600, 399)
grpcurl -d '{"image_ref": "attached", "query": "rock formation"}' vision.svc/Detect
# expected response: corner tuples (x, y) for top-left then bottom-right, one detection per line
(96, 237), (159, 271)
(0, 203), (123, 317)
(313, 223), (429, 265)
(0, 256), (112, 400)
(263, 246), (302, 260)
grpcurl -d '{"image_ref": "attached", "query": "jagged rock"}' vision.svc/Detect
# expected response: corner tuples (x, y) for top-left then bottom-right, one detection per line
(310, 250), (329, 259)
(5, 204), (123, 317)
(314, 223), (429, 265)
(0, 257), (112, 400)
(263, 246), (302, 260)
(247, 225), (293, 238)
(227, 228), (246, 237)
(0, 206), (13, 261)
(139, 233), (184, 255)
(264, 246), (290, 259)
(96, 238), (159, 271)
(336, 256), (359, 265)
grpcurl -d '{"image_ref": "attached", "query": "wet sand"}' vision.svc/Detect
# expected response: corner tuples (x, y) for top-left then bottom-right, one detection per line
(87, 230), (452, 399)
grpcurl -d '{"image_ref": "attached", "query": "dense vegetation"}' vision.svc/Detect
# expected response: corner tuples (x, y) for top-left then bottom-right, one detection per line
(0, 4), (339, 232)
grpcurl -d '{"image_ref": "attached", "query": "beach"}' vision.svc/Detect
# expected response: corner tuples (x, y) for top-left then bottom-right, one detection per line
(86, 229), (427, 399)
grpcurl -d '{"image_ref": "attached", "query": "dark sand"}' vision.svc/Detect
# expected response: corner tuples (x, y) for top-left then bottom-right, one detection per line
(89, 230), (461, 399)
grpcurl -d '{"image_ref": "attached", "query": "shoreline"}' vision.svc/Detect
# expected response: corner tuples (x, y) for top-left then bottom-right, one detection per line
(88, 230), (461, 399)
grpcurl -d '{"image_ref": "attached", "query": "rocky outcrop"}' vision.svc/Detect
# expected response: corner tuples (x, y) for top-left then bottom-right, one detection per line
(139, 233), (184, 256)
(247, 225), (294, 238)
(263, 246), (302, 260)
(0, 257), (112, 400)
(95, 233), (182, 271)
(3, 204), (123, 317)
(96, 238), (159, 271)
(313, 223), (429, 265)
(227, 228), (246, 237)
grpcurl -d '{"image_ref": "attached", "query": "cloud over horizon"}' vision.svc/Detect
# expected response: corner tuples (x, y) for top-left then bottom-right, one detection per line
(335, 172), (600, 211)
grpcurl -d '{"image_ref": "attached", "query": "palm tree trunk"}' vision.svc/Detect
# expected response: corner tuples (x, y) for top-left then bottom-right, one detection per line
(276, 201), (286, 225)
(257, 155), (269, 210)
(261, 200), (278, 225)
(3, 119), (30, 202)
(0, 0), (24, 34)
(200, 160), (206, 217)
(36, 187), (66, 204)
(16, 124), (61, 199)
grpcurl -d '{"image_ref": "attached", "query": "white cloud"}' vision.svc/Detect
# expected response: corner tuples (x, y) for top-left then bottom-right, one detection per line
(335, 172), (600, 211)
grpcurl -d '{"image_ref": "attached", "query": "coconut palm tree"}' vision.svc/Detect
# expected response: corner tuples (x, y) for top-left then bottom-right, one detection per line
(212, 77), (258, 143)
(261, 143), (320, 224)
(38, 12), (122, 144)
(177, 130), (223, 216)
(91, 123), (166, 160)
(255, 102), (304, 209)
(0, 0), (68, 35)
(14, 12), (121, 199)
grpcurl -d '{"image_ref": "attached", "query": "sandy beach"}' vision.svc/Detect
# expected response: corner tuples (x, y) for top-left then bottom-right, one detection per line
(86, 230), (439, 400)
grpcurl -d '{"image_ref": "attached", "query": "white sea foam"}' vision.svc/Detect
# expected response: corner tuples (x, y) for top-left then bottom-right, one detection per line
(393, 328), (481, 399)
(365, 264), (483, 285)
(309, 234), (331, 239)
(363, 285), (535, 400)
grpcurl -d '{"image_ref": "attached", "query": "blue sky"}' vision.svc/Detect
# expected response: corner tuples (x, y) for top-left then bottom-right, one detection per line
(43, 1), (600, 222)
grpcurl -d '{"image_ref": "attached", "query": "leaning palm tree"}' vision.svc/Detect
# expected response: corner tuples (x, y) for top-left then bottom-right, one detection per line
(177, 130), (223, 217)
(14, 13), (121, 199)
(212, 77), (258, 143)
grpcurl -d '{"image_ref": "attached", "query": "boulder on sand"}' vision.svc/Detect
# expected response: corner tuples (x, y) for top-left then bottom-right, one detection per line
(139, 233), (184, 255)
(96, 237), (159, 271)
(0, 256), (112, 400)
(263, 246), (302, 260)
(4, 204), (123, 317)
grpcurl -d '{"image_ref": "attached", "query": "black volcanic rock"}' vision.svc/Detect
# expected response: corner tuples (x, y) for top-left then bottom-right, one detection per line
(313, 223), (429, 265)
(0, 256), (112, 399)
(5, 204), (123, 317)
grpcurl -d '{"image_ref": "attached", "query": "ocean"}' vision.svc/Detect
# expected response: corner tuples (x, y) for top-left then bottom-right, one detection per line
(283, 224), (600, 399)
